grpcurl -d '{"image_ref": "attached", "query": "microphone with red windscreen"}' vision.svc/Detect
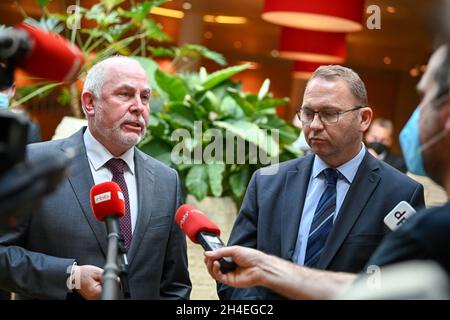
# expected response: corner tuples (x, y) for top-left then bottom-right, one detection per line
(0, 23), (84, 84)
(175, 204), (237, 273)
(90, 181), (130, 299)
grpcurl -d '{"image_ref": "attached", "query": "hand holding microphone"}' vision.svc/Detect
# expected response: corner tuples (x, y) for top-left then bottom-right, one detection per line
(90, 181), (131, 300)
(175, 204), (237, 273)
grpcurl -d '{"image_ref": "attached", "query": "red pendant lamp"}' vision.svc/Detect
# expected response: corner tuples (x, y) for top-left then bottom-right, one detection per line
(262, 0), (365, 33)
(292, 61), (324, 79)
(279, 27), (346, 64)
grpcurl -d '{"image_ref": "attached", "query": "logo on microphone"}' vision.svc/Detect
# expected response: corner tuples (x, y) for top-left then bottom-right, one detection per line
(118, 191), (124, 201)
(179, 212), (189, 229)
(94, 191), (111, 204)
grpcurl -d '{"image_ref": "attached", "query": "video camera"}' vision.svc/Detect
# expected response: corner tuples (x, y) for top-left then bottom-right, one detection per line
(0, 24), (83, 233)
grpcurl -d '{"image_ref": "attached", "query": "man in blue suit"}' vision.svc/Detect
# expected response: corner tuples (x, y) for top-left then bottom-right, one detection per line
(219, 65), (425, 300)
(0, 56), (191, 299)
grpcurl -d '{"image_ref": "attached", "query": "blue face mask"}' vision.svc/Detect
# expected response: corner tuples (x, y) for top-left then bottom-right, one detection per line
(0, 92), (9, 110)
(399, 107), (427, 176)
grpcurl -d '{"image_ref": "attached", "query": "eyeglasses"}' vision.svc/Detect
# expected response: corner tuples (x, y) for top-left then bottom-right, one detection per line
(297, 106), (364, 125)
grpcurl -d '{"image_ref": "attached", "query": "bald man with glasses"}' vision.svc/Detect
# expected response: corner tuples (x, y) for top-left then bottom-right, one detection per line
(219, 65), (425, 300)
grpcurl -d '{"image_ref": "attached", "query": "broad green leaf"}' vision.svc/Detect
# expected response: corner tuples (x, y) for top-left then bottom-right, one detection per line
(199, 67), (208, 82)
(219, 96), (244, 119)
(214, 120), (280, 157)
(201, 91), (220, 113)
(179, 44), (226, 66)
(186, 165), (208, 201)
(202, 64), (250, 91)
(283, 144), (303, 157)
(256, 97), (289, 111)
(227, 88), (255, 116)
(148, 46), (175, 57)
(207, 163), (225, 197)
(258, 78), (270, 100)
(155, 69), (188, 102)
(229, 170), (250, 198)
(101, 0), (125, 12)
(147, 114), (169, 138)
(138, 138), (172, 166)
(258, 116), (299, 145)
(132, 56), (166, 100)
(37, 0), (52, 7)
(165, 102), (196, 130)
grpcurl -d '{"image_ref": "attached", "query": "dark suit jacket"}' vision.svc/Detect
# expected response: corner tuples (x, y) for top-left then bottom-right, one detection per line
(383, 151), (407, 173)
(366, 201), (450, 275)
(0, 128), (191, 299)
(219, 151), (425, 300)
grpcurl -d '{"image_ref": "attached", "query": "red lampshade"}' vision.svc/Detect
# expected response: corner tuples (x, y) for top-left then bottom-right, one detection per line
(292, 61), (324, 79)
(262, 0), (365, 32)
(279, 27), (346, 64)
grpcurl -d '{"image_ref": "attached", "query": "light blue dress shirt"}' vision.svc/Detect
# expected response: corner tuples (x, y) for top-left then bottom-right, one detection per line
(84, 128), (138, 233)
(293, 144), (367, 265)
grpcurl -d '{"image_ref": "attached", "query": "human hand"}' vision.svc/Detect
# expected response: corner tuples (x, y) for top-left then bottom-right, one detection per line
(204, 246), (268, 288)
(72, 265), (103, 300)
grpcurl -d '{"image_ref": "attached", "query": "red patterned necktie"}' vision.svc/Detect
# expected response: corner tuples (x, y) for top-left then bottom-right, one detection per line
(105, 158), (132, 250)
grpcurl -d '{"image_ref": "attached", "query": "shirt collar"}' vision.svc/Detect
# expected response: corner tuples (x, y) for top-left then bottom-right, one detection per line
(83, 128), (135, 175)
(311, 143), (366, 183)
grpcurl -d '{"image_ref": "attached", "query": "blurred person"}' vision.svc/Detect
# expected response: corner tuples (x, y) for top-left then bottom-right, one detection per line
(365, 118), (406, 173)
(0, 79), (41, 144)
(205, 44), (450, 300)
(0, 56), (191, 300)
(219, 65), (424, 300)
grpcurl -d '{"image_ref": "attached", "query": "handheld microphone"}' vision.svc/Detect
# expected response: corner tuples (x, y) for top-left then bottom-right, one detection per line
(175, 204), (237, 274)
(90, 181), (130, 299)
(1, 23), (84, 84)
(384, 201), (416, 231)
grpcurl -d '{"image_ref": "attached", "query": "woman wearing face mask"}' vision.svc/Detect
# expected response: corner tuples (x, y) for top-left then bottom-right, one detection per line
(0, 82), (41, 144)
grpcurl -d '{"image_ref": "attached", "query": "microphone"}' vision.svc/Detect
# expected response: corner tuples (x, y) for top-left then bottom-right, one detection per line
(175, 204), (237, 273)
(90, 181), (130, 299)
(0, 23), (84, 84)
(383, 201), (416, 231)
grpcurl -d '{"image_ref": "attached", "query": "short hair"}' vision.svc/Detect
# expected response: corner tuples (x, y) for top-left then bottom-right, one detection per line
(371, 118), (394, 135)
(82, 55), (144, 98)
(307, 65), (368, 107)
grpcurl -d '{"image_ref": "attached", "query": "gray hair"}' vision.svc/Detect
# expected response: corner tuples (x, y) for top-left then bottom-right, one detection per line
(308, 65), (368, 107)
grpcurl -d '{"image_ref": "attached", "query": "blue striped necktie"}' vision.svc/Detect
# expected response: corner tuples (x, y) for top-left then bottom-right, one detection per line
(304, 168), (338, 267)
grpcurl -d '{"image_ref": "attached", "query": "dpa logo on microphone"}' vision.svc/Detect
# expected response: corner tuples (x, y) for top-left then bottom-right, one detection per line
(94, 191), (111, 204)
(118, 191), (124, 201)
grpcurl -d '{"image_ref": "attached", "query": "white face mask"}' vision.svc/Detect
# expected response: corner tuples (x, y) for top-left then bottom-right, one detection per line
(0, 92), (9, 109)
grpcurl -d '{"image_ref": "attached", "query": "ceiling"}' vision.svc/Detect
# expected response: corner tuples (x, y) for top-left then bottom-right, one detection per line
(0, 0), (443, 76)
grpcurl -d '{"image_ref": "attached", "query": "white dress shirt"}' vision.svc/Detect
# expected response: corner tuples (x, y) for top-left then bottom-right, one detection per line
(293, 144), (367, 264)
(83, 128), (138, 233)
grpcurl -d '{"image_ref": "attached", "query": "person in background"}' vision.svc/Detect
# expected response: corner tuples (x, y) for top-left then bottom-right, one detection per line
(365, 118), (406, 173)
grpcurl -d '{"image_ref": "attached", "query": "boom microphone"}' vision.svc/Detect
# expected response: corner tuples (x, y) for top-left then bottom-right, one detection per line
(0, 23), (84, 84)
(175, 204), (237, 273)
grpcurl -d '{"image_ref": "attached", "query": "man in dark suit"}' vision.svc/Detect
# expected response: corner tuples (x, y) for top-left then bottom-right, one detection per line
(0, 56), (191, 299)
(365, 118), (407, 173)
(219, 65), (424, 300)
(205, 44), (450, 300)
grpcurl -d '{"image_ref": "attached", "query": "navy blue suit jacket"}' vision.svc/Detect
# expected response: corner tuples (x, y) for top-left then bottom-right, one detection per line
(219, 151), (425, 300)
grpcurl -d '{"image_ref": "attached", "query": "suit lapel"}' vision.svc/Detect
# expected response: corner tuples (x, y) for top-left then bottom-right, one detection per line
(281, 155), (314, 260)
(62, 128), (107, 256)
(126, 150), (155, 264)
(316, 152), (381, 269)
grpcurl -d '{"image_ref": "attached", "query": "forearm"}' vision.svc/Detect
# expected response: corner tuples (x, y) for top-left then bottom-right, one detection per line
(259, 254), (357, 300)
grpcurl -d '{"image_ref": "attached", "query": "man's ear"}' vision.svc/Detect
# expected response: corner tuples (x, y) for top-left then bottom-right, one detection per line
(81, 91), (95, 117)
(360, 107), (373, 133)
